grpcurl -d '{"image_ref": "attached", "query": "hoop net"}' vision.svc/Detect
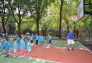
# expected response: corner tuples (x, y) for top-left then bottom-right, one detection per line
(71, 15), (81, 21)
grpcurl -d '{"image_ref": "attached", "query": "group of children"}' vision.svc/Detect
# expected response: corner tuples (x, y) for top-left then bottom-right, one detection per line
(0, 33), (53, 57)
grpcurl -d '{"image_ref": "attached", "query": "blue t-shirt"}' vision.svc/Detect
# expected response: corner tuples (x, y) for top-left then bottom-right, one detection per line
(28, 36), (33, 40)
(38, 36), (45, 42)
(20, 39), (25, 49)
(13, 41), (18, 50)
(26, 42), (31, 51)
(41, 36), (45, 42)
(0, 42), (3, 49)
(35, 36), (39, 40)
(48, 35), (52, 40)
(67, 32), (74, 39)
(4, 41), (10, 49)
(38, 36), (41, 42)
(15, 37), (20, 44)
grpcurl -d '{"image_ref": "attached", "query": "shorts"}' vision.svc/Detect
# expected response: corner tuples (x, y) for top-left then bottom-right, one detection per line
(27, 47), (32, 52)
(4, 49), (9, 53)
(20, 49), (26, 52)
(48, 40), (52, 44)
(13, 49), (17, 52)
(68, 39), (75, 45)
(36, 40), (38, 45)
(31, 40), (33, 43)
(27, 49), (31, 52)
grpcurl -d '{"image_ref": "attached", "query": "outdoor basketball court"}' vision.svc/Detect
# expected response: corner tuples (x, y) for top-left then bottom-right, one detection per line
(10, 46), (92, 63)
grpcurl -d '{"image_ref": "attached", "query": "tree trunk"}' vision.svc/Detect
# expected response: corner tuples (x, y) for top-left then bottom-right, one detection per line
(1, 17), (6, 33)
(17, 13), (22, 33)
(17, 5), (22, 33)
(36, 0), (40, 34)
(1, 0), (6, 34)
(2, 22), (6, 34)
(36, 19), (39, 34)
(59, 0), (64, 38)
(18, 22), (21, 33)
(65, 20), (69, 33)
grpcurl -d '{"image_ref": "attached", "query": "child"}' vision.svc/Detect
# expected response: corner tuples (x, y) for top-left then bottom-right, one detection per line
(19, 35), (26, 57)
(29, 34), (35, 46)
(47, 34), (53, 48)
(38, 34), (45, 46)
(15, 35), (20, 50)
(35, 34), (39, 45)
(3, 37), (10, 57)
(0, 38), (3, 54)
(26, 39), (32, 57)
(24, 32), (30, 41)
(67, 30), (75, 51)
(29, 34), (34, 44)
(26, 33), (34, 44)
(12, 38), (18, 56)
(20, 35), (26, 50)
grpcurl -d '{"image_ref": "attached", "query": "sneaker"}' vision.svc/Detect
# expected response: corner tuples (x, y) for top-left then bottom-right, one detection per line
(71, 48), (74, 51)
(67, 48), (70, 51)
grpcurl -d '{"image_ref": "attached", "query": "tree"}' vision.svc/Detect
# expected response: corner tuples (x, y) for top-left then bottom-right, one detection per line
(10, 0), (30, 33)
(29, 0), (55, 34)
(0, 0), (11, 34)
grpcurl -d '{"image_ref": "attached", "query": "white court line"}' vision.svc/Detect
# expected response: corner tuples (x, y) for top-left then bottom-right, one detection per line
(10, 53), (61, 63)
(29, 58), (61, 63)
(86, 49), (92, 54)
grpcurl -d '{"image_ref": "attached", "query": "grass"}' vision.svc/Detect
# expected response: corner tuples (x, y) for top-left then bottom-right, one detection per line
(0, 38), (86, 63)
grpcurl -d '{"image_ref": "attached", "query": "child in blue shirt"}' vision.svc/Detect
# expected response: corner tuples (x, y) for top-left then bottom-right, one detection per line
(19, 35), (26, 57)
(38, 34), (45, 45)
(3, 38), (10, 57)
(13, 39), (18, 56)
(67, 30), (75, 50)
(19, 35), (25, 50)
(0, 39), (3, 52)
(26, 38), (32, 57)
(26, 40), (32, 52)
(26, 34), (34, 43)
(48, 34), (52, 45)
(20, 38), (26, 50)
(35, 34), (39, 45)
(23, 38), (32, 57)
(46, 34), (53, 48)
(15, 35), (20, 50)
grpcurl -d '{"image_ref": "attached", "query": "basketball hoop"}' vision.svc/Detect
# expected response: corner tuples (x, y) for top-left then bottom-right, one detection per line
(71, 15), (81, 21)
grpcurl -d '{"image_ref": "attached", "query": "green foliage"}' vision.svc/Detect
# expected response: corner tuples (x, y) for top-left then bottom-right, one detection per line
(21, 17), (35, 31)
(85, 0), (92, 12)
(0, 0), (92, 35)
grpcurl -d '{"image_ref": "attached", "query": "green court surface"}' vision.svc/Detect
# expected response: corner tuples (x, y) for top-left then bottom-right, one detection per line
(51, 40), (86, 49)
(0, 55), (55, 63)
